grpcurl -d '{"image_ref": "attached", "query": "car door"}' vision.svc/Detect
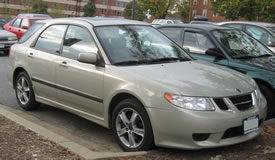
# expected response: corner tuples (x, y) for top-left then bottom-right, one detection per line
(8, 18), (22, 38)
(182, 29), (229, 66)
(56, 25), (104, 118)
(27, 25), (68, 102)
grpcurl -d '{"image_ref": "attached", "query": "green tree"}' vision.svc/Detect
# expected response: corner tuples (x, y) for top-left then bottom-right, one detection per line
(138, 0), (176, 19)
(49, 3), (65, 18)
(32, 0), (48, 14)
(22, 0), (36, 13)
(83, 2), (96, 17)
(176, 0), (190, 22)
(211, 0), (275, 22)
(123, 1), (146, 21)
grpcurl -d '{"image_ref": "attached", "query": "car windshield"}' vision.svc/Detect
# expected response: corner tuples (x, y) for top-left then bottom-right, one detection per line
(212, 29), (273, 59)
(95, 25), (192, 65)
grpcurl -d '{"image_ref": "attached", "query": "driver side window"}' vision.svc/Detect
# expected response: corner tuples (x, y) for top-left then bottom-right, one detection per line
(183, 32), (215, 54)
(61, 25), (98, 60)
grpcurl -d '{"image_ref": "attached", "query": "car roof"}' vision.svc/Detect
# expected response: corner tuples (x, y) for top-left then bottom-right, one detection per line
(37, 17), (149, 27)
(16, 13), (52, 18)
(218, 21), (275, 28)
(156, 24), (230, 31)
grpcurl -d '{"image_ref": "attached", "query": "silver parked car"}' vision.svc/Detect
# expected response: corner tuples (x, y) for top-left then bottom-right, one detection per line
(0, 27), (17, 54)
(8, 18), (267, 151)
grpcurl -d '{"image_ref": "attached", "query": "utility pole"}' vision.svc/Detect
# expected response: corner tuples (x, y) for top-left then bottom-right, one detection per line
(131, 0), (135, 20)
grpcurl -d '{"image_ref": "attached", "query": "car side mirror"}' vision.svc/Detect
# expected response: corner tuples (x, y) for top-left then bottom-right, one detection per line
(268, 41), (275, 47)
(78, 52), (98, 64)
(205, 48), (225, 59)
(22, 26), (29, 30)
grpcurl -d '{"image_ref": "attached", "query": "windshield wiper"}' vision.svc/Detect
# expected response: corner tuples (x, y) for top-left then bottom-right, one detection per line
(256, 54), (272, 58)
(148, 57), (190, 64)
(234, 55), (257, 59)
(113, 60), (149, 66)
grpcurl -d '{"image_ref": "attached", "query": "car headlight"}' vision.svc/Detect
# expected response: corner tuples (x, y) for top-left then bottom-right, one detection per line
(8, 36), (17, 41)
(164, 93), (215, 111)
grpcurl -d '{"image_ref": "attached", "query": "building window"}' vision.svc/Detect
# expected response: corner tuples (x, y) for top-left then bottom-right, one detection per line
(102, 0), (108, 5)
(203, 0), (208, 5)
(116, 1), (128, 7)
(115, 10), (123, 16)
(202, 9), (207, 17)
(193, 0), (197, 5)
(3, 0), (11, 3)
(192, 10), (196, 17)
(65, 4), (72, 11)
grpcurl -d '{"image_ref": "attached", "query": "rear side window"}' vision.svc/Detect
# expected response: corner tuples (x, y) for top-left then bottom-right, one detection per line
(11, 18), (22, 28)
(21, 19), (29, 28)
(159, 27), (182, 44)
(19, 23), (45, 43)
(34, 25), (67, 54)
(61, 25), (98, 60)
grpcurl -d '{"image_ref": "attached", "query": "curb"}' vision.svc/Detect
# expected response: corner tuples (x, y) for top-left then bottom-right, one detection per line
(0, 104), (146, 159)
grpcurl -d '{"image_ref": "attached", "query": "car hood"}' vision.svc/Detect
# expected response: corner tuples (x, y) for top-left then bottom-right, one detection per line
(115, 60), (255, 97)
(238, 55), (275, 72)
(0, 30), (16, 37)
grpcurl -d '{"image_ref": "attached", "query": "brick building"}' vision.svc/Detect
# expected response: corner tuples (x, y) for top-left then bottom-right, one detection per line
(0, 0), (130, 18)
(189, 0), (227, 22)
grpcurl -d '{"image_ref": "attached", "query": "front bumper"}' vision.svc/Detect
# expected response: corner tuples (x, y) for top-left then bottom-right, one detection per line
(147, 93), (267, 150)
(0, 41), (17, 51)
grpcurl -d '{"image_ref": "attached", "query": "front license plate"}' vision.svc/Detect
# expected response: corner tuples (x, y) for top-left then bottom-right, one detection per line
(0, 44), (4, 48)
(244, 116), (259, 134)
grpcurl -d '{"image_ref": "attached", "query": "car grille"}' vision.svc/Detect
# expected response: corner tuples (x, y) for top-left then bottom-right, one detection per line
(0, 37), (8, 41)
(213, 93), (253, 111)
(229, 94), (253, 111)
(213, 98), (229, 110)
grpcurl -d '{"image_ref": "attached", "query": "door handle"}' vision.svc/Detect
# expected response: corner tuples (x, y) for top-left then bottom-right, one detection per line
(28, 53), (34, 58)
(59, 61), (68, 67)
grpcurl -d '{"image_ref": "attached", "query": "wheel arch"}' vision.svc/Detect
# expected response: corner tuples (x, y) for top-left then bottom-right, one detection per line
(13, 67), (28, 89)
(108, 92), (148, 128)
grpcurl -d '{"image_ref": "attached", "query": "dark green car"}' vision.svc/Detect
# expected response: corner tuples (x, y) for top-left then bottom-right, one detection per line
(157, 24), (275, 119)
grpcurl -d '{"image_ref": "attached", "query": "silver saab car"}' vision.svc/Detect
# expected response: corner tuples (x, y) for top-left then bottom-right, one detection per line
(8, 18), (267, 151)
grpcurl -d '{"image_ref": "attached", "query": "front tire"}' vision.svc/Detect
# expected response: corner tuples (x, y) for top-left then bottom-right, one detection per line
(15, 72), (39, 110)
(258, 83), (275, 119)
(112, 98), (154, 151)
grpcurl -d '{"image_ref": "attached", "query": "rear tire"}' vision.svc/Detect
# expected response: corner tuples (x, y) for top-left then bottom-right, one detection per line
(15, 72), (39, 110)
(112, 98), (154, 151)
(258, 83), (275, 119)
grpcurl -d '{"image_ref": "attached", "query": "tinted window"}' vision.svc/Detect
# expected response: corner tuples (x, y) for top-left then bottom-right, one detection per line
(34, 25), (67, 54)
(19, 23), (45, 43)
(21, 19), (29, 28)
(245, 25), (272, 45)
(224, 24), (243, 30)
(159, 27), (182, 44)
(62, 25), (98, 60)
(183, 32), (215, 54)
(11, 18), (22, 28)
